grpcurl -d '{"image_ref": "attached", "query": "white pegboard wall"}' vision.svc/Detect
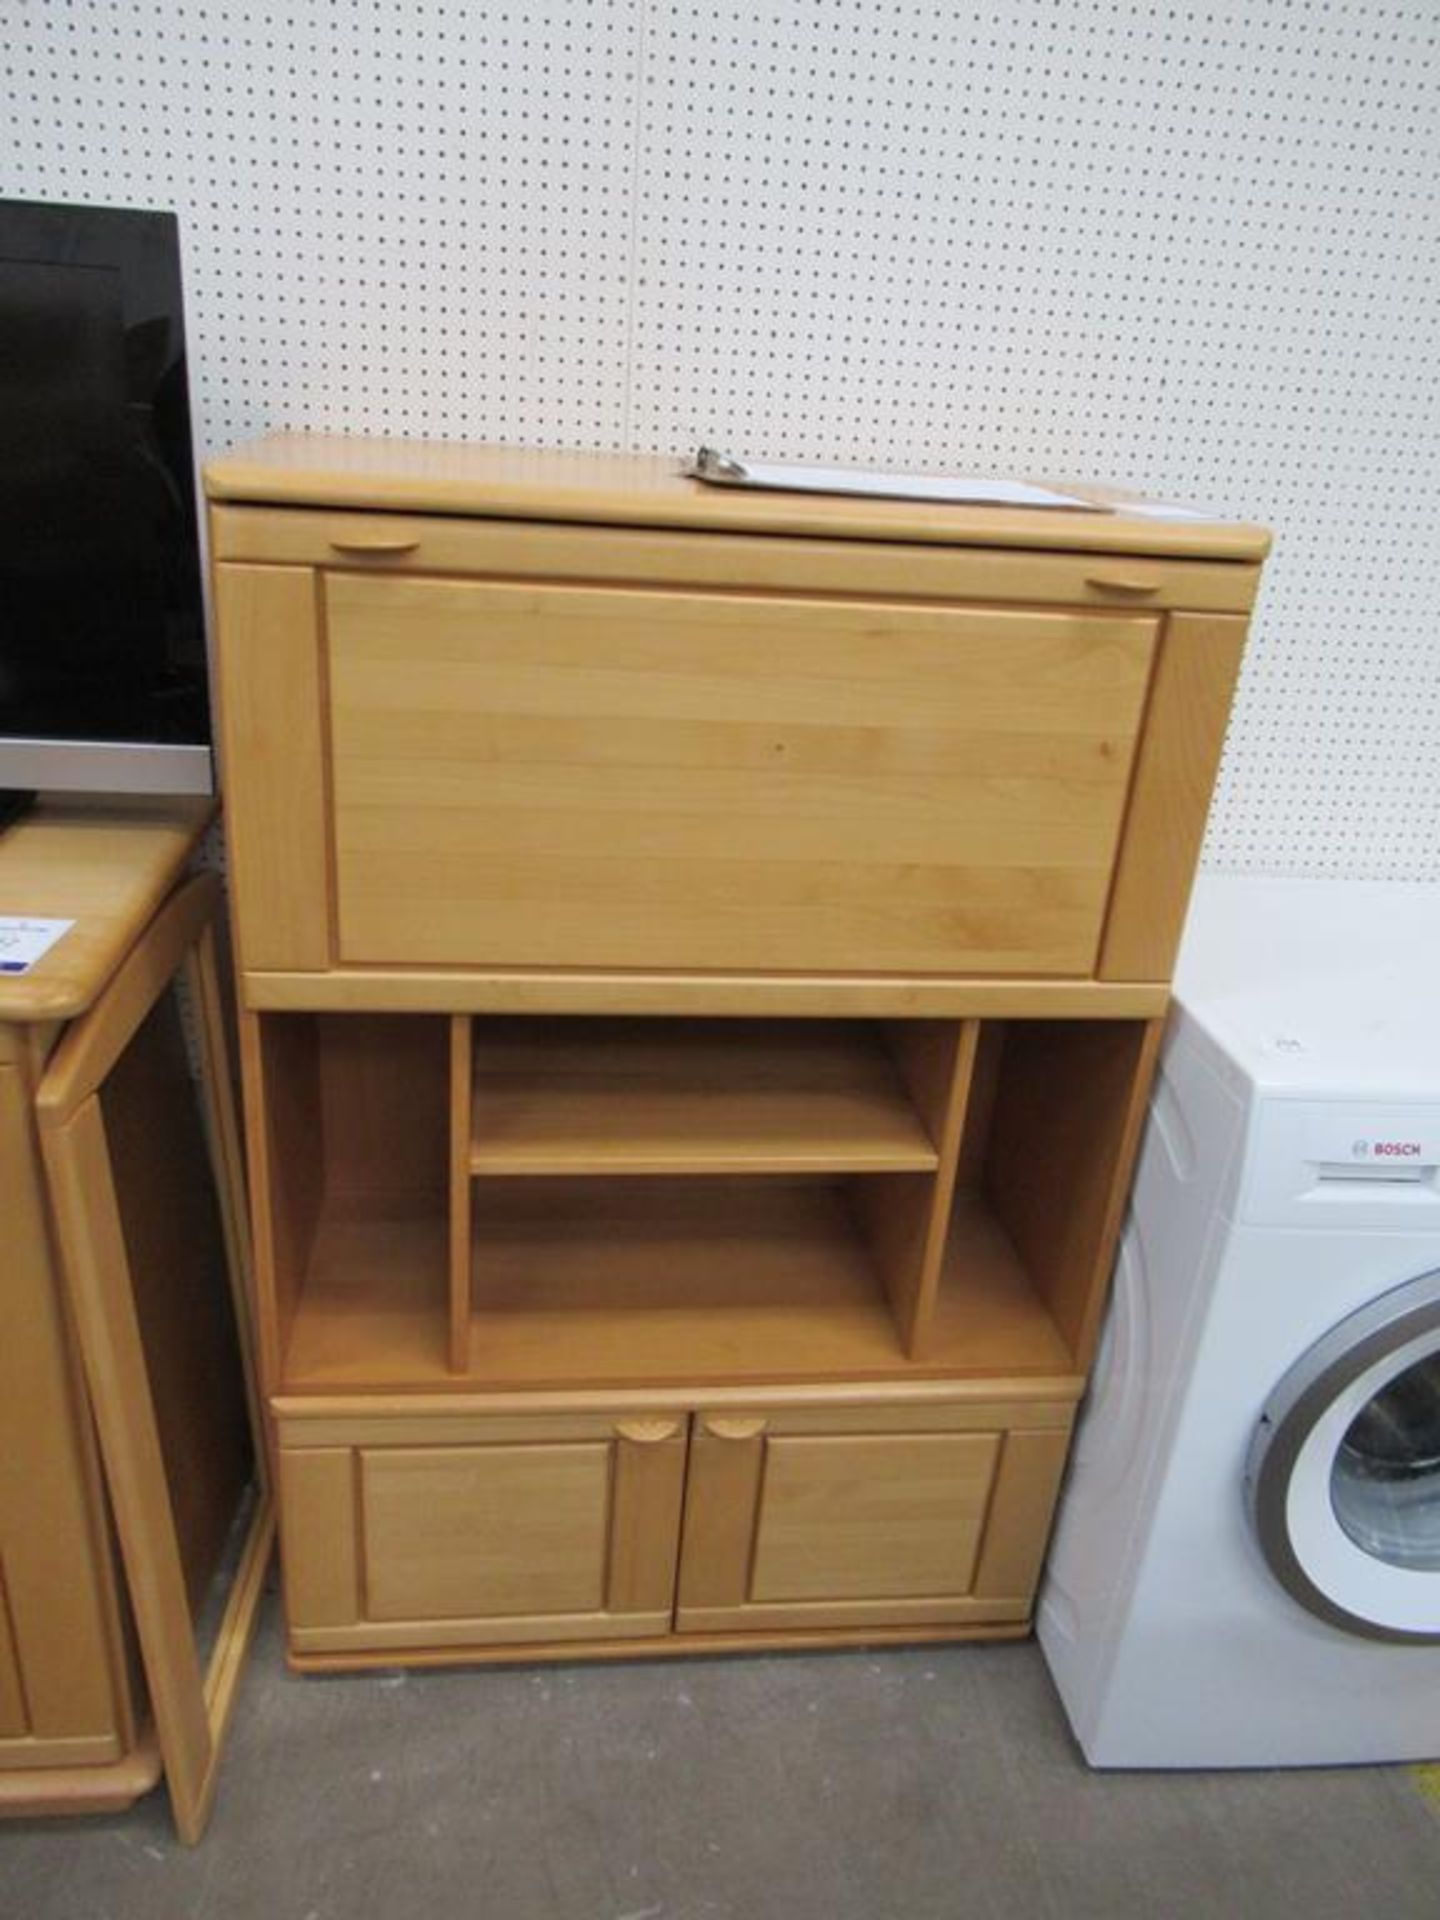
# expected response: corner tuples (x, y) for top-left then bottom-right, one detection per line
(5, 0), (1440, 880)
(5, 2), (642, 448)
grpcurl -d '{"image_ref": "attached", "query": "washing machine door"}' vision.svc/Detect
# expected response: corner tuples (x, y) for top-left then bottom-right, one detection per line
(1247, 1268), (1440, 1641)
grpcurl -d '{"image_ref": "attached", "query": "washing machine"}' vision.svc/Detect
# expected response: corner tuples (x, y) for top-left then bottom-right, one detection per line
(1038, 872), (1440, 1767)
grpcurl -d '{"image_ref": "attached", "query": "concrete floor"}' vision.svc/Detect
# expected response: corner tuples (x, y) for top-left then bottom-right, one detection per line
(5, 1590), (1440, 1920)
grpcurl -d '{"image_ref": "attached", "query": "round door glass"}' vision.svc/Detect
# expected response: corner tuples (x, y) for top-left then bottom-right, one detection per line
(1330, 1352), (1440, 1571)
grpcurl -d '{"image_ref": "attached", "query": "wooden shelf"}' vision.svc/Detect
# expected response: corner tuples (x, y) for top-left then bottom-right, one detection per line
(469, 1020), (937, 1177)
(284, 1175), (1082, 1390)
(281, 1178), (1078, 1393)
(283, 1198), (450, 1389)
(467, 1179), (900, 1385)
(927, 1194), (1078, 1377)
(466, 1179), (1080, 1388)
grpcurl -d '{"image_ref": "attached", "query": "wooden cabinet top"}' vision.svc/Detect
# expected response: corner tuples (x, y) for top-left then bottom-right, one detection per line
(205, 433), (1270, 564)
(0, 798), (213, 1023)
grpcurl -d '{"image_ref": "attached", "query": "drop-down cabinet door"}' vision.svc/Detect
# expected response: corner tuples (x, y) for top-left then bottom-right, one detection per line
(675, 1400), (1074, 1635)
(279, 1411), (689, 1656)
(324, 575), (1158, 977)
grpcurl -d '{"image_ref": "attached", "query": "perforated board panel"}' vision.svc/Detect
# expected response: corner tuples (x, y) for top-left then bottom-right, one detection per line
(6, 2), (1440, 880)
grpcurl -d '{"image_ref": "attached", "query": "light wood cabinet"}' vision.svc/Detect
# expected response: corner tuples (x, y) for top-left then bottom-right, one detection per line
(0, 801), (269, 1839)
(206, 435), (1268, 1670)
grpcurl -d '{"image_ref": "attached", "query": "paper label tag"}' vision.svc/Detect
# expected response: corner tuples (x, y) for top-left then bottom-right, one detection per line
(0, 916), (76, 975)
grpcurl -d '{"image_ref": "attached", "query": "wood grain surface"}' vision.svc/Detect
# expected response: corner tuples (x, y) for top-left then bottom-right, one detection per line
(205, 433), (1271, 561)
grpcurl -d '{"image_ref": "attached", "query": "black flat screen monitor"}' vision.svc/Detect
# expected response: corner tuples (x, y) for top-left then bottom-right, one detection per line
(0, 199), (212, 800)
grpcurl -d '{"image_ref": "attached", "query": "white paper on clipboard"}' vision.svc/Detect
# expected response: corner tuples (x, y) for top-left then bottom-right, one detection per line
(686, 447), (1111, 512)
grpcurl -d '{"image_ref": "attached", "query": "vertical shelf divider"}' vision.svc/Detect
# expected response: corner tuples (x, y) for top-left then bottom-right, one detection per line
(852, 1020), (980, 1359)
(955, 1021), (1006, 1189)
(448, 1015), (473, 1375)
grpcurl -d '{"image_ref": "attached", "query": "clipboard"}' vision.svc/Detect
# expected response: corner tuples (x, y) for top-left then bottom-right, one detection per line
(685, 446), (1112, 512)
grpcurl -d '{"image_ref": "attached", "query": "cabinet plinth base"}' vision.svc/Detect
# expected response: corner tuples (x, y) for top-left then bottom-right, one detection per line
(0, 1729), (163, 1821)
(287, 1619), (1032, 1674)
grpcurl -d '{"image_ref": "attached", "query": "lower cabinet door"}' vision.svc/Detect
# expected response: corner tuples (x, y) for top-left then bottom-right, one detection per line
(279, 1412), (689, 1655)
(675, 1401), (1074, 1634)
(0, 1062), (127, 1771)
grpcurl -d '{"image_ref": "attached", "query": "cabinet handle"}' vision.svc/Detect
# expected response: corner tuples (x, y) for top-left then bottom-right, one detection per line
(615, 1417), (683, 1445)
(700, 1415), (768, 1442)
(328, 536), (421, 557)
(1085, 572), (1162, 597)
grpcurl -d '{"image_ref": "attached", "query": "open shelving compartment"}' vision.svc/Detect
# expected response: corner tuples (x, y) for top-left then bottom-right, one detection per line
(249, 1013), (451, 1387)
(248, 1010), (1157, 1397)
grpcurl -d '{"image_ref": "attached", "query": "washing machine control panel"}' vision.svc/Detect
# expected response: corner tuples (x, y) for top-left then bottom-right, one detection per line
(1242, 1101), (1440, 1227)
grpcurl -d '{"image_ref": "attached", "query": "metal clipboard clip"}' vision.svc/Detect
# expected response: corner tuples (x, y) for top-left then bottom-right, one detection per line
(686, 446), (750, 486)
